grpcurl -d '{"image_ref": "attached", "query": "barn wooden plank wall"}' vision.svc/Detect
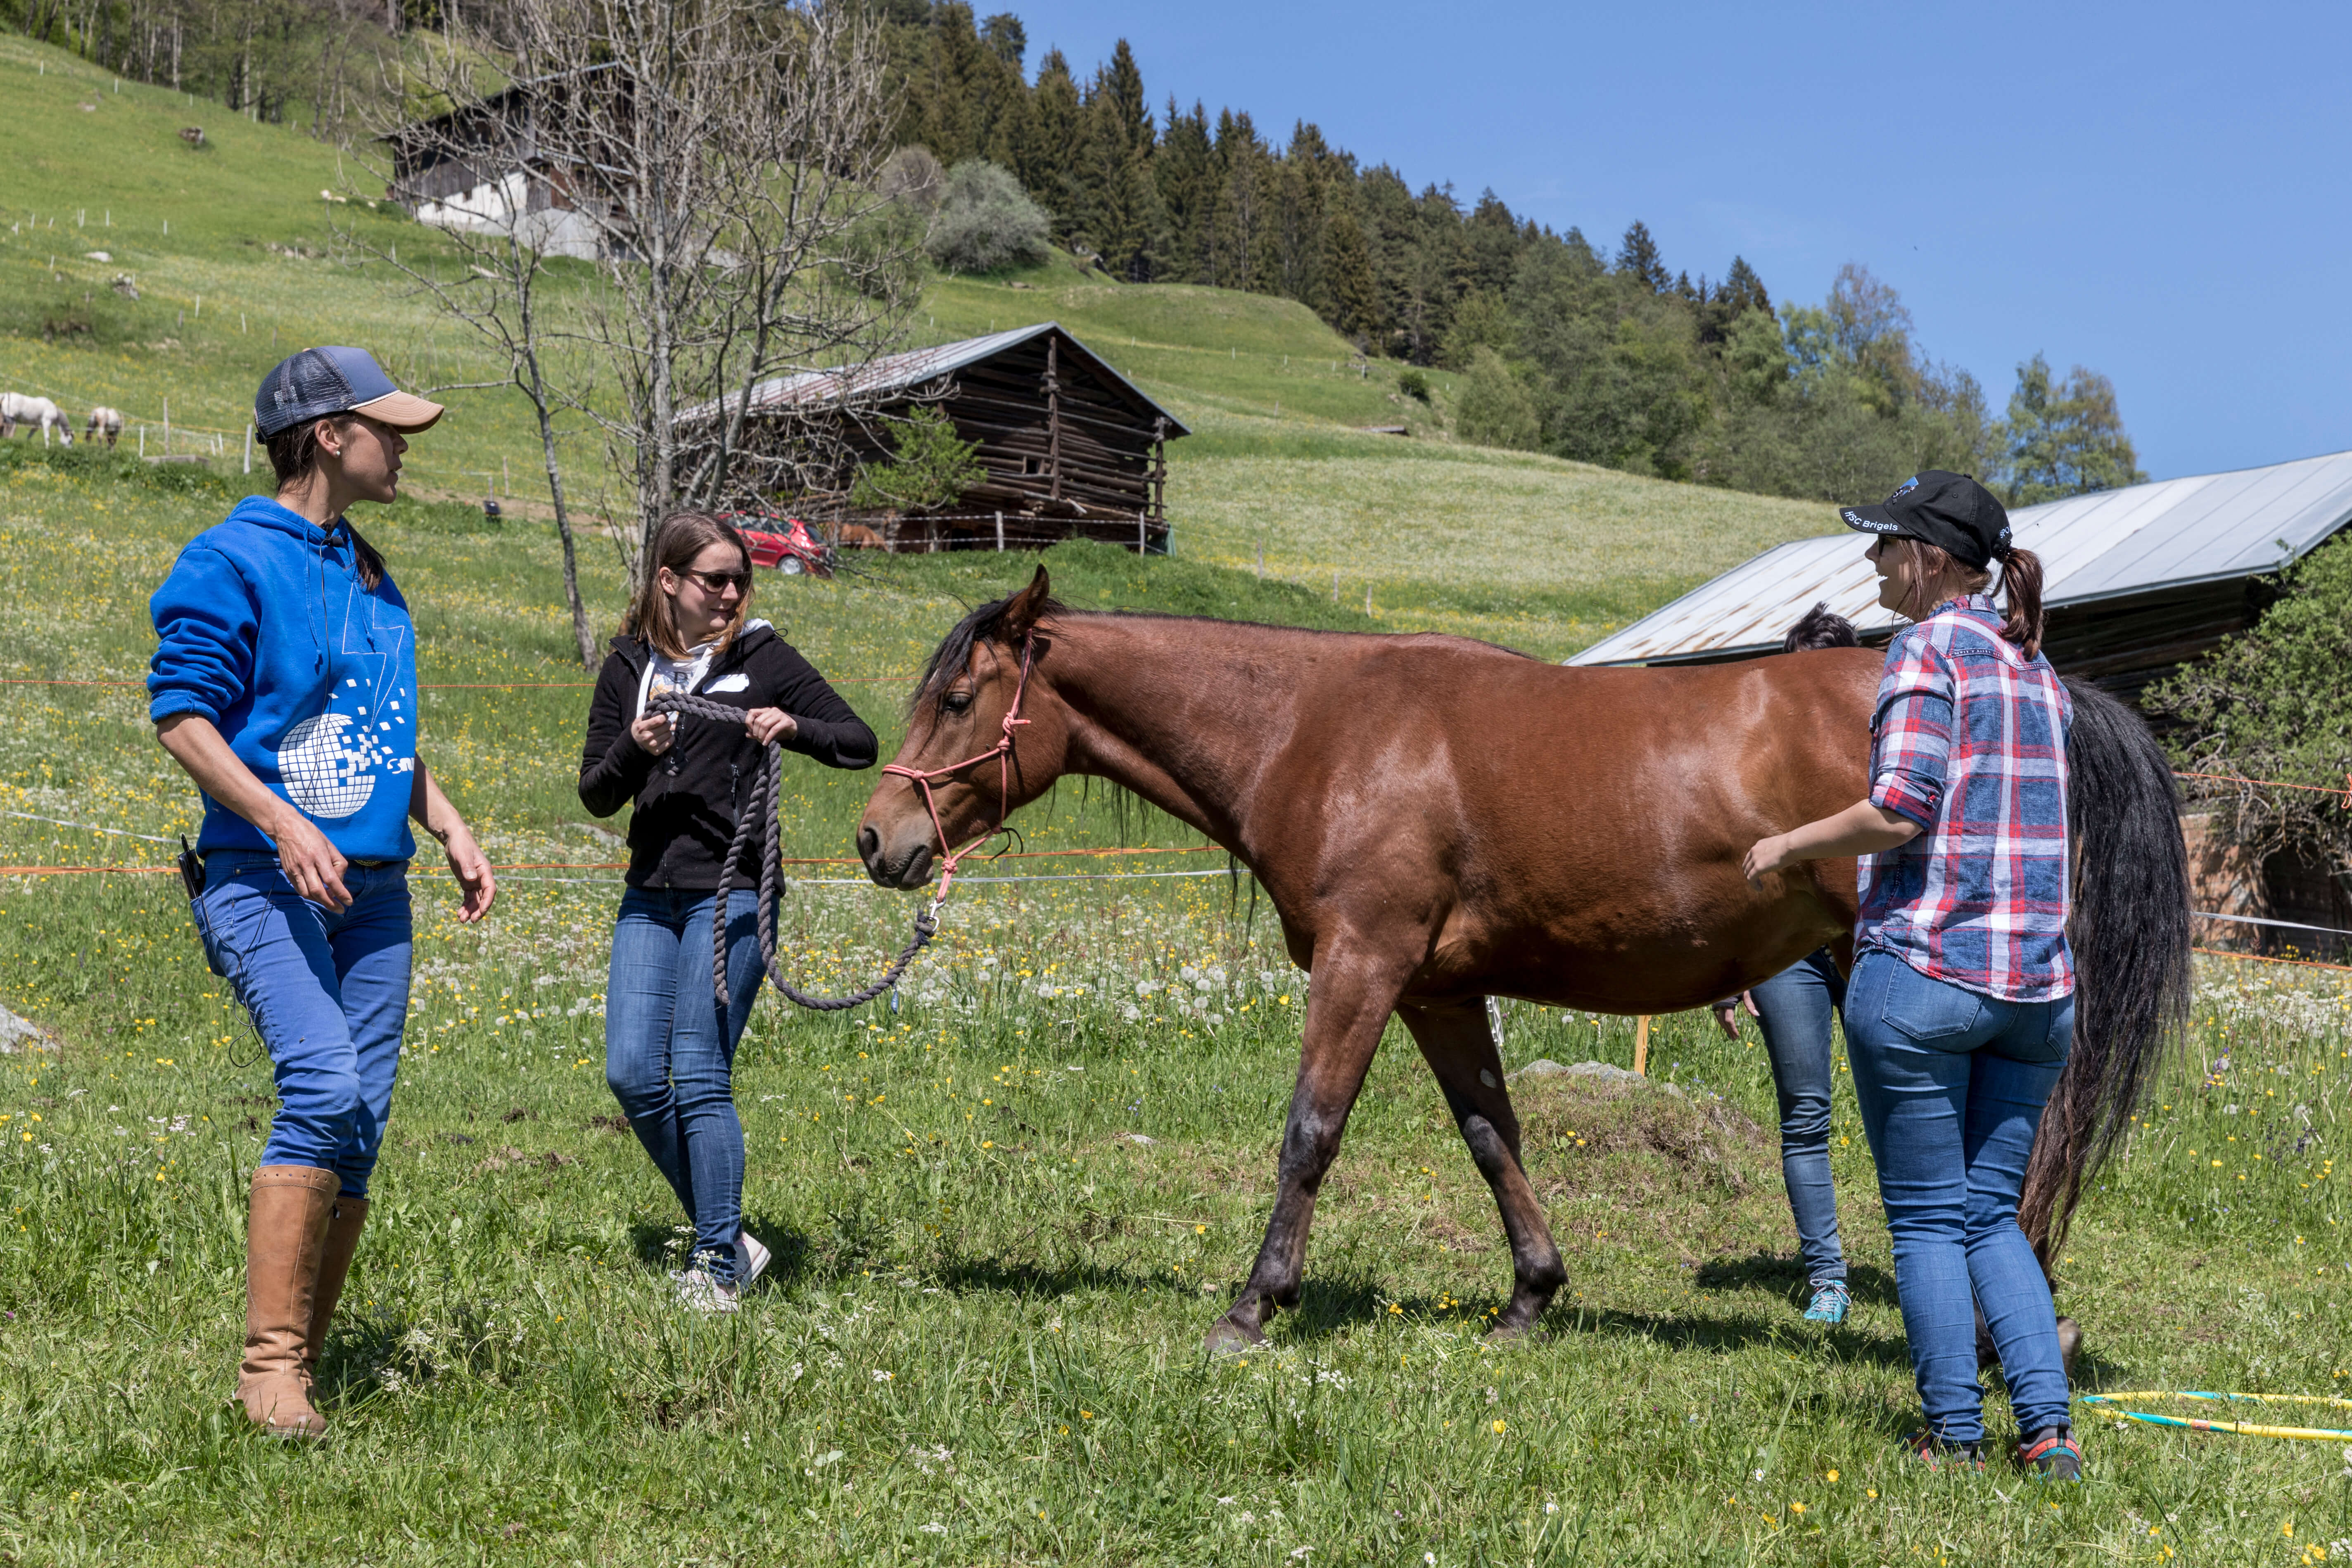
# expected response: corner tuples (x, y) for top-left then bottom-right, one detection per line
(733, 327), (1180, 555)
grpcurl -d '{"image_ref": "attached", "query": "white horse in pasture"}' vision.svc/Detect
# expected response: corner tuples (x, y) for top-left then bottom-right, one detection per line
(85, 406), (123, 448)
(0, 394), (74, 445)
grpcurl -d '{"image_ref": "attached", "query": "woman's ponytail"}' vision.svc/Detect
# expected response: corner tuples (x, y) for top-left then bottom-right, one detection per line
(341, 521), (387, 592)
(1998, 546), (2046, 660)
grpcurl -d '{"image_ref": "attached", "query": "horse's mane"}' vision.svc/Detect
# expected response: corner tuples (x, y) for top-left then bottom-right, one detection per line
(912, 590), (1068, 713)
(911, 593), (1536, 714)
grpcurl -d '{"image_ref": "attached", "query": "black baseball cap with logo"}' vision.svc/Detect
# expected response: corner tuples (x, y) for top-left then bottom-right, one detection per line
(1838, 470), (2013, 570)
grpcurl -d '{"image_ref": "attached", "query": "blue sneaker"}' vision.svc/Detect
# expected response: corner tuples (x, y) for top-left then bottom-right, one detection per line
(1803, 1280), (1851, 1323)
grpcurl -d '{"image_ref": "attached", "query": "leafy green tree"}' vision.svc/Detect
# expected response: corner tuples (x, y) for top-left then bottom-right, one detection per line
(1454, 348), (1540, 451)
(2000, 353), (2145, 504)
(1441, 289), (1518, 370)
(851, 406), (987, 511)
(1716, 308), (1791, 409)
(2150, 531), (2352, 904)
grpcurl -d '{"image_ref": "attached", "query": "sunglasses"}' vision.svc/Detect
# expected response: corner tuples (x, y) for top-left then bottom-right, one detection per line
(676, 567), (752, 595)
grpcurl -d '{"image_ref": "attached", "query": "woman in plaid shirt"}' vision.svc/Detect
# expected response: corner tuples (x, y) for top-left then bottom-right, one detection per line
(1742, 472), (2082, 1482)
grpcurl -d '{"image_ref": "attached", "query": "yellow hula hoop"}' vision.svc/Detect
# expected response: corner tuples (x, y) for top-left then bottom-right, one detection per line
(2079, 1391), (2352, 1443)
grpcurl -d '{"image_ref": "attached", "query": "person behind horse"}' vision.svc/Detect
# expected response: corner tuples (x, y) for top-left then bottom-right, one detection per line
(1742, 472), (2081, 1480)
(1711, 601), (1859, 1325)
(577, 511), (876, 1312)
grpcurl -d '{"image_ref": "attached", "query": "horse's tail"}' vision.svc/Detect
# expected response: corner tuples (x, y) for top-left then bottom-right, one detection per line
(2018, 678), (2193, 1265)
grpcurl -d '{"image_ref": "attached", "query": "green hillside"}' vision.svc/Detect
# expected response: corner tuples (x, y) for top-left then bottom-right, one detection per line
(0, 32), (1836, 659)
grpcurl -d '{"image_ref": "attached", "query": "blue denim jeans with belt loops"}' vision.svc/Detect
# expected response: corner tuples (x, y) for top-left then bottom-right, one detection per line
(1748, 948), (1850, 1287)
(1843, 950), (2075, 1443)
(604, 887), (768, 1284)
(192, 853), (413, 1196)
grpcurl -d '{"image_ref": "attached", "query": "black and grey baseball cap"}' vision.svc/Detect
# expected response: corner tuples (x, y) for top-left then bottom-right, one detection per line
(254, 346), (443, 440)
(1838, 470), (2012, 570)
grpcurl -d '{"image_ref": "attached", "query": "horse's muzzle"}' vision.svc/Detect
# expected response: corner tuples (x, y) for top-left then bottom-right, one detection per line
(857, 822), (935, 890)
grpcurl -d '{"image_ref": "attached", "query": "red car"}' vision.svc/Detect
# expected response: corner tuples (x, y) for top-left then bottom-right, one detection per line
(729, 513), (834, 578)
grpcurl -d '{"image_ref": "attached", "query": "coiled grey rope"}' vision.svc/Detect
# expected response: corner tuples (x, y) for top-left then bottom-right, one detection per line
(648, 690), (936, 1012)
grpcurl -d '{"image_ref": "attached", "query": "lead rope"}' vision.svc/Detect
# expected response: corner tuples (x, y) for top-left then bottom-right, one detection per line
(647, 636), (1036, 1014)
(648, 690), (937, 1013)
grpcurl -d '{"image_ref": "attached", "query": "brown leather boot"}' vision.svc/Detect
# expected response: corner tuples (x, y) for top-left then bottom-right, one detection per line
(303, 1196), (370, 1387)
(237, 1166), (339, 1438)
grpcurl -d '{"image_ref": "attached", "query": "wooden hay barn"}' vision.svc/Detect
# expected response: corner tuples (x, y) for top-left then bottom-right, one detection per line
(700, 323), (1188, 553)
(382, 65), (624, 262)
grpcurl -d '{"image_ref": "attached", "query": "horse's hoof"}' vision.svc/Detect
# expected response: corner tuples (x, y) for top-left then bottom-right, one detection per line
(1203, 1317), (1265, 1357)
(2056, 1316), (2082, 1376)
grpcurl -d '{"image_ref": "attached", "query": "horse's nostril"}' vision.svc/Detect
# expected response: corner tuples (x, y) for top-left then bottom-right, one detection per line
(856, 824), (880, 863)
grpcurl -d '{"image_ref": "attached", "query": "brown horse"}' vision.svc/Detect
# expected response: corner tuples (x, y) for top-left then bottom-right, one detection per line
(857, 569), (2190, 1352)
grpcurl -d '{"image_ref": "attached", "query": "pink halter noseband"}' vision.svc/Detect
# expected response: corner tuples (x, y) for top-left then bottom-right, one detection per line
(879, 635), (1036, 905)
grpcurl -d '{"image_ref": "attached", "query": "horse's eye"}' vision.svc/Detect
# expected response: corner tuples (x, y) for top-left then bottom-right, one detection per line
(942, 690), (974, 714)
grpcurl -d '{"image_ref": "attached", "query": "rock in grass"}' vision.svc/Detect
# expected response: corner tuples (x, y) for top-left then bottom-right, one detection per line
(1509, 1058), (1636, 1082)
(0, 1005), (56, 1053)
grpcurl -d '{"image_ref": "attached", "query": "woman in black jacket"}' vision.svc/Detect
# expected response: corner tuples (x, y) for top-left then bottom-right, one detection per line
(579, 510), (876, 1312)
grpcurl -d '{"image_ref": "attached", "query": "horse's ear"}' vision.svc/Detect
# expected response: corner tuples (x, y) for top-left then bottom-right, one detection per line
(996, 566), (1052, 644)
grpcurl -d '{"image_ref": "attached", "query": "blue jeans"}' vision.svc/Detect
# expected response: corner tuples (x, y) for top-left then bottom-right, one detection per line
(1749, 949), (1848, 1286)
(605, 887), (767, 1283)
(1844, 951), (2075, 1442)
(193, 853), (413, 1197)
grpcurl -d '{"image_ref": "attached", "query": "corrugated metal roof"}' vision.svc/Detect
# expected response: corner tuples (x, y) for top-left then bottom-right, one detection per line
(676, 321), (1189, 435)
(1569, 449), (2352, 666)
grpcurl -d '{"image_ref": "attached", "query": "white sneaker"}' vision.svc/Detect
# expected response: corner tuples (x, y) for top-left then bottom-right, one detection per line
(736, 1230), (771, 1292)
(673, 1265), (740, 1315)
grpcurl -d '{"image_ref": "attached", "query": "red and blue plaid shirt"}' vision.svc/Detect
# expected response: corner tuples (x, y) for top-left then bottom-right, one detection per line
(1858, 595), (2074, 1002)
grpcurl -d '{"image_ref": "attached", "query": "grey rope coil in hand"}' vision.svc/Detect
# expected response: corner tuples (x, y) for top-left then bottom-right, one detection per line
(647, 689), (935, 1012)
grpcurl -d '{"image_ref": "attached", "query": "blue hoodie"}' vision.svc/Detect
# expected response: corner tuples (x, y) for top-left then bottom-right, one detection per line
(148, 496), (419, 862)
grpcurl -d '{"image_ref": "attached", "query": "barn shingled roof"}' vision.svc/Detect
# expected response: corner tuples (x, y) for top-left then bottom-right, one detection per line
(1568, 448), (2352, 666)
(676, 322), (1189, 436)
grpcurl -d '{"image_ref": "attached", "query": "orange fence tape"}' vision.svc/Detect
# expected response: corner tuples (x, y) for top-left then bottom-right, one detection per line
(2193, 946), (2352, 975)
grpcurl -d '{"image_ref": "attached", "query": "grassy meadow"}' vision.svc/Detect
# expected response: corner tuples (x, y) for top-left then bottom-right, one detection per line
(12, 32), (2352, 1566)
(8, 384), (2352, 1568)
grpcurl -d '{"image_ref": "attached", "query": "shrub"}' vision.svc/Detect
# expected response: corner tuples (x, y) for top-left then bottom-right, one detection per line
(1396, 368), (1430, 403)
(924, 159), (1051, 275)
(2149, 531), (2352, 896)
(1452, 348), (1540, 452)
(878, 145), (945, 215)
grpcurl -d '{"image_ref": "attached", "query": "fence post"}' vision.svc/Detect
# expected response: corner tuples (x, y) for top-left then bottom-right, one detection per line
(1138, 514), (1146, 555)
(1633, 1016), (1651, 1076)
(995, 511), (1004, 552)
(242, 423), (252, 474)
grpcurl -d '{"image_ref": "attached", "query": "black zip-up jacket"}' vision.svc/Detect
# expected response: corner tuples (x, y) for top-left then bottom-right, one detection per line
(578, 622), (878, 889)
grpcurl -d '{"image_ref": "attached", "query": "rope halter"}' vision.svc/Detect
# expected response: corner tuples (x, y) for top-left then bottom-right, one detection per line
(879, 634), (1037, 909)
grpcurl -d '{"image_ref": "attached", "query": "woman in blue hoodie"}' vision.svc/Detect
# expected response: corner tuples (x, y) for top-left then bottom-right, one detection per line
(150, 347), (496, 1439)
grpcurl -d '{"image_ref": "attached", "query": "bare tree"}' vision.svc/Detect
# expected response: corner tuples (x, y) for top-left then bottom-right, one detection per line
(515, 0), (918, 586)
(342, 34), (603, 664)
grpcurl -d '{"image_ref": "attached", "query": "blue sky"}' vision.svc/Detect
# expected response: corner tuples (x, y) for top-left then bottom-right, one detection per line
(1002, 1), (2349, 480)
